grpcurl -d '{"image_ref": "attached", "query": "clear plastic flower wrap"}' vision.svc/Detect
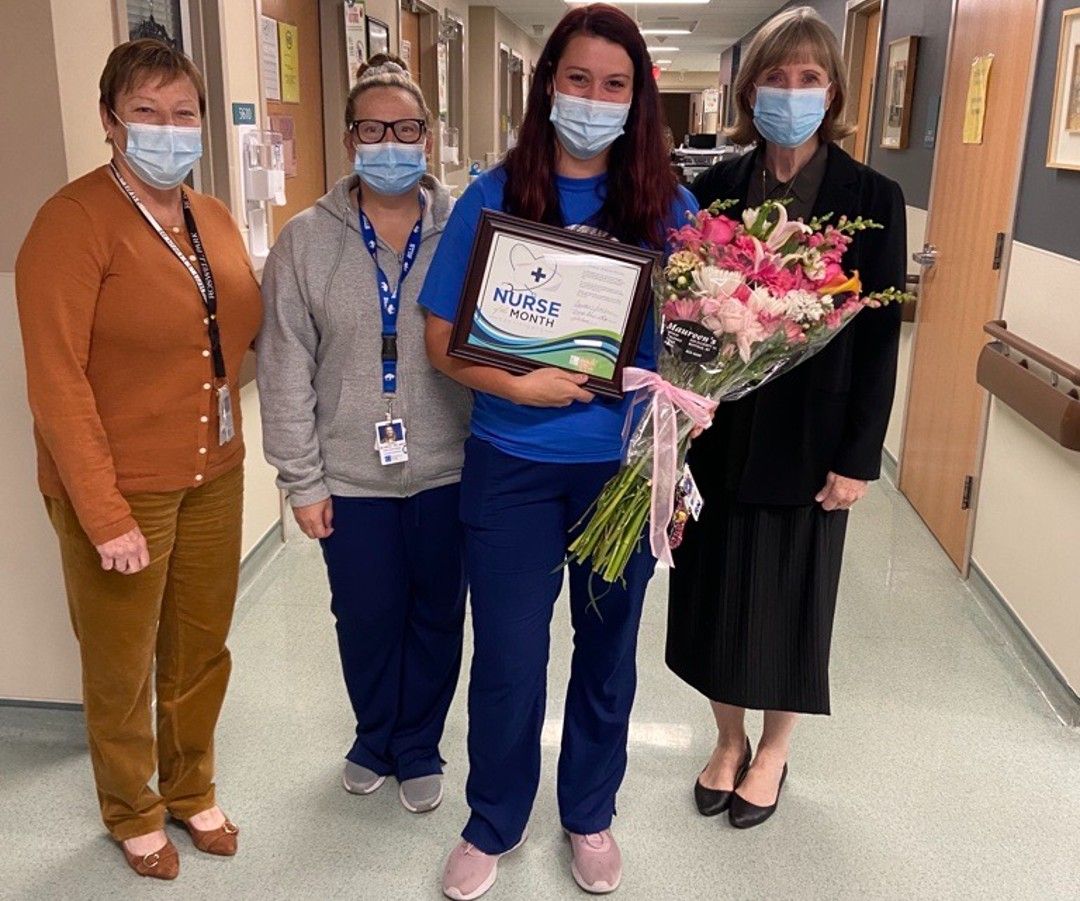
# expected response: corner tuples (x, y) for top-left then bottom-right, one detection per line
(568, 199), (913, 585)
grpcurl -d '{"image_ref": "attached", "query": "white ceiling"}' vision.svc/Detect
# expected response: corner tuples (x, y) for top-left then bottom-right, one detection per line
(477, 1), (787, 73)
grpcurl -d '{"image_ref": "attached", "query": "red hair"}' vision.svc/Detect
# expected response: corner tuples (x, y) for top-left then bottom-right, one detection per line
(502, 4), (678, 249)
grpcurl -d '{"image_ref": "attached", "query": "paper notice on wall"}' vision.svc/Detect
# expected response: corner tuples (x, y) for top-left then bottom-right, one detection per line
(278, 22), (300, 104)
(260, 15), (281, 102)
(437, 40), (448, 116)
(269, 115), (297, 178)
(963, 54), (994, 145)
(344, 0), (366, 86)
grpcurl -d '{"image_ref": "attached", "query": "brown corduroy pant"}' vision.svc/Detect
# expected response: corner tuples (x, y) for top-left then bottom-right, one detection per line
(45, 465), (244, 841)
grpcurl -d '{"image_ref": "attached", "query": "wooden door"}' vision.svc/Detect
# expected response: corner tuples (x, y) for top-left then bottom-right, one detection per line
(262, 0), (326, 240)
(851, 6), (880, 162)
(400, 7), (421, 83)
(898, 0), (1041, 570)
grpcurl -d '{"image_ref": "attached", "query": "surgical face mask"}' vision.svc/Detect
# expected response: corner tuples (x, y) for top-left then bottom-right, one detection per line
(752, 85), (829, 149)
(549, 91), (631, 160)
(113, 115), (203, 189)
(353, 142), (427, 195)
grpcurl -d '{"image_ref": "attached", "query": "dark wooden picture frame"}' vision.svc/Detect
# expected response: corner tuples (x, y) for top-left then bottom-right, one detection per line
(366, 16), (390, 59)
(880, 35), (919, 150)
(448, 211), (661, 399)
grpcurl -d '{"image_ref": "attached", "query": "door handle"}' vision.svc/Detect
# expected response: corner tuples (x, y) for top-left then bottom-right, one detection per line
(912, 243), (939, 267)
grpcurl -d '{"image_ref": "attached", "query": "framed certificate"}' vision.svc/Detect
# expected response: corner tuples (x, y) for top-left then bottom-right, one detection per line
(448, 211), (661, 398)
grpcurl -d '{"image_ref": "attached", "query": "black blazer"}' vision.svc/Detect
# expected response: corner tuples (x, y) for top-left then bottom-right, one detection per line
(688, 143), (906, 505)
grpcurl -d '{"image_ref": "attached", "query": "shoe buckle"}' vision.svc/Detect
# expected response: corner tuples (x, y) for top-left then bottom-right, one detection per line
(142, 851), (160, 868)
(223, 822), (238, 835)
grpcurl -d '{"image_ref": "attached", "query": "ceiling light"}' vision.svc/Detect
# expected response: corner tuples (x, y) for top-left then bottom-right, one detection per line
(647, 46), (680, 52)
(654, 59), (673, 65)
(641, 28), (692, 35)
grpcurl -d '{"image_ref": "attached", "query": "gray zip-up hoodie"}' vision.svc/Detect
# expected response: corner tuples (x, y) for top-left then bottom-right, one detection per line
(256, 174), (471, 506)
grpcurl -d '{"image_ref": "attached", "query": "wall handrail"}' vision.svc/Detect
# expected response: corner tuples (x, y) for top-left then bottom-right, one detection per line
(983, 320), (1080, 387)
(977, 320), (1080, 452)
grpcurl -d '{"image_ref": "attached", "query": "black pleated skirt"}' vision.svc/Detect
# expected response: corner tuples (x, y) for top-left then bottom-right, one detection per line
(666, 499), (848, 715)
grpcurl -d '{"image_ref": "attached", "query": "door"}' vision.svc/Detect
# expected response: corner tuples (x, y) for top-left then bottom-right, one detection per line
(851, 5), (880, 162)
(400, 5), (421, 82)
(262, 0), (327, 240)
(898, 0), (1041, 570)
(660, 93), (692, 143)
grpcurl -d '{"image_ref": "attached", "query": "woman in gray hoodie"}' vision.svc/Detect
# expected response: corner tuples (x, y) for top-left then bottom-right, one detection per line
(256, 57), (471, 814)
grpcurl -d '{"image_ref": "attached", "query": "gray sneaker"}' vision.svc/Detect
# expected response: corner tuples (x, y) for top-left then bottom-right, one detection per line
(342, 761), (386, 795)
(399, 774), (444, 813)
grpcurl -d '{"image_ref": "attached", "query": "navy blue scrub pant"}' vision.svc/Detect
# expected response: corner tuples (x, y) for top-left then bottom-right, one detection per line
(459, 438), (656, 854)
(319, 484), (466, 781)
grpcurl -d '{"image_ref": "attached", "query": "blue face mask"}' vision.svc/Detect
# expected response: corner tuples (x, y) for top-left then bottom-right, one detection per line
(752, 85), (829, 149)
(549, 91), (631, 160)
(115, 116), (203, 189)
(354, 142), (427, 196)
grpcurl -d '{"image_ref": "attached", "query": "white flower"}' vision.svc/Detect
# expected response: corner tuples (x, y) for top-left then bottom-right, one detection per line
(748, 285), (788, 317)
(798, 248), (826, 281)
(692, 266), (744, 298)
(783, 289), (828, 324)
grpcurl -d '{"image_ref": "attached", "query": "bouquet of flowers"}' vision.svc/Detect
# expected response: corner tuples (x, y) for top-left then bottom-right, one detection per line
(567, 199), (912, 584)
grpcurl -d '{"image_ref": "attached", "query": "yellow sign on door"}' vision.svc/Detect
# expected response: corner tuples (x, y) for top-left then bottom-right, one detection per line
(963, 53), (994, 144)
(278, 22), (300, 104)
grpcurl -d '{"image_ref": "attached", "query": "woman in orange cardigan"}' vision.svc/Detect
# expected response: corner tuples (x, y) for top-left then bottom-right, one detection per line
(15, 40), (261, 880)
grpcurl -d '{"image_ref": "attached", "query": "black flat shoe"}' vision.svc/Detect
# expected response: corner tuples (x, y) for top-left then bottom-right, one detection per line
(729, 763), (788, 829)
(694, 738), (752, 816)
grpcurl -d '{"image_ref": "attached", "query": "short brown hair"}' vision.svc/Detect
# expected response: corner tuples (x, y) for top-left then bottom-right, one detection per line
(100, 39), (207, 118)
(345, 55), (431, 129)
(728, 6), (854, 146)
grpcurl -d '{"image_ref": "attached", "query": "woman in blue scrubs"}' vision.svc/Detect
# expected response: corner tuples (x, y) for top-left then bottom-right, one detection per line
(422, 5), (696, 898)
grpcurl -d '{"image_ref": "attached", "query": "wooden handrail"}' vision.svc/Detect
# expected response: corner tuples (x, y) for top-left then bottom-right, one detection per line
(984, 320), (1080, 387)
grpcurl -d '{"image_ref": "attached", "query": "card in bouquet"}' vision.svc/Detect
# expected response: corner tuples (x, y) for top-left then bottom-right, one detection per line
(447, 210), (661, 398)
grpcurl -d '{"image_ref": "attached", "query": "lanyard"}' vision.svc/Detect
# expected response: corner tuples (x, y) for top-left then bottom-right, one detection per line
(358, 201), (424, 397)
(109, 162), (226, 382)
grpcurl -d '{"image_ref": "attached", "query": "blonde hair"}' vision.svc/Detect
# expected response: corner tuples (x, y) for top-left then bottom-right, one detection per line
(344, 55), (432, 128)
(727, 6), (854, 146)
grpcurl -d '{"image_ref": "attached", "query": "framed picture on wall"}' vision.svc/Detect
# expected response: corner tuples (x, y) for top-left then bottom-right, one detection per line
(366, 16), (390, 60)
(1047, 7), (1080, 170)
(880, 36), (918, 150)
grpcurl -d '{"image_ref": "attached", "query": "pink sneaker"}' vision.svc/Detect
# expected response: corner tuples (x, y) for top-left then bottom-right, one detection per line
(568, 829), (622, 894)
(442, 832), (527, 901)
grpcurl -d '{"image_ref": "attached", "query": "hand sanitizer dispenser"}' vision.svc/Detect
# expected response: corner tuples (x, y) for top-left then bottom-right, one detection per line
(239, 127), (286, 264)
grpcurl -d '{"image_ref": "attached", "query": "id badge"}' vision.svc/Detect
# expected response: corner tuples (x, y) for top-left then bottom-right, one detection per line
(680, 464), (704, 521)
(217, 385), (236, 446)
(375, 418), (408, 466)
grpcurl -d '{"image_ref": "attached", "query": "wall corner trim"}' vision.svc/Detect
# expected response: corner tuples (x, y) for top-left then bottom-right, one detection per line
(967, 560), (1080, 727)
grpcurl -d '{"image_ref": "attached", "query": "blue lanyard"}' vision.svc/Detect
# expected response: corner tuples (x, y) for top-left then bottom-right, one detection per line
(359, 200), (424, 396)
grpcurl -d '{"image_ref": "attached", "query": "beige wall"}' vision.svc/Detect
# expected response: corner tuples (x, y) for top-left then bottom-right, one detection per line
(1, 0), (282, 703)
(970, 241), (1080, 692)
(884, 204), (927, 462)
(467, 6), (542, 165)
(658, 71), (721, 93)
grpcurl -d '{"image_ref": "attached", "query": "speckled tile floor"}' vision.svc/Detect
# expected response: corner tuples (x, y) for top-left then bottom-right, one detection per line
(2, 476), (1079, 900)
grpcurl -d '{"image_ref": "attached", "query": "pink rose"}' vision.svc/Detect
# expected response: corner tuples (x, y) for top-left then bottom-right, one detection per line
(671, 224), (704, 252)
(700, 213), (737, 246)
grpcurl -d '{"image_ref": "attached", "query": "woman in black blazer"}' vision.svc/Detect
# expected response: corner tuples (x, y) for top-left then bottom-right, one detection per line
(667, 6), (905, 828)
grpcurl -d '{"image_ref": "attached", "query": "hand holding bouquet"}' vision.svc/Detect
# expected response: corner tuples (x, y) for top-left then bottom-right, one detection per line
(568, 199), (912, 584)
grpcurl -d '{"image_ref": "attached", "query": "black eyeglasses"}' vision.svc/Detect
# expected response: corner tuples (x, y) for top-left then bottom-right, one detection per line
(349, 118), (427, 144)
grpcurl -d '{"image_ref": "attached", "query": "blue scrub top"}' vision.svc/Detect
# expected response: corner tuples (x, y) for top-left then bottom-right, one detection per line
(419, 165), (697, 464)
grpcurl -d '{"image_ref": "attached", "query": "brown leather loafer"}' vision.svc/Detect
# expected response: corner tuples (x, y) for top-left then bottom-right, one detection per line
(120, 836), (180, 879)
(182, 817), (239, 856)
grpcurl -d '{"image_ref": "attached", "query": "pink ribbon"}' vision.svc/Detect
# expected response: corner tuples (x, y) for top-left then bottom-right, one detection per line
(622, 367), (718, 567)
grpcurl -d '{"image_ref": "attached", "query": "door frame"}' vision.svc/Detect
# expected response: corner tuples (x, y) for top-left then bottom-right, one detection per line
(840, 0), (885, 159)
(896, 0), (1047, 575)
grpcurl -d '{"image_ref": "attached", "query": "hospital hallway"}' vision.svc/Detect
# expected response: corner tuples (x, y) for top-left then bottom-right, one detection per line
(3, 471), (1078, 901)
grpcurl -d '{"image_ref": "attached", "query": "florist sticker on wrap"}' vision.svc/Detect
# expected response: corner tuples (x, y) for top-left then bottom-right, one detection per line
(567, 199), (913, 585)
